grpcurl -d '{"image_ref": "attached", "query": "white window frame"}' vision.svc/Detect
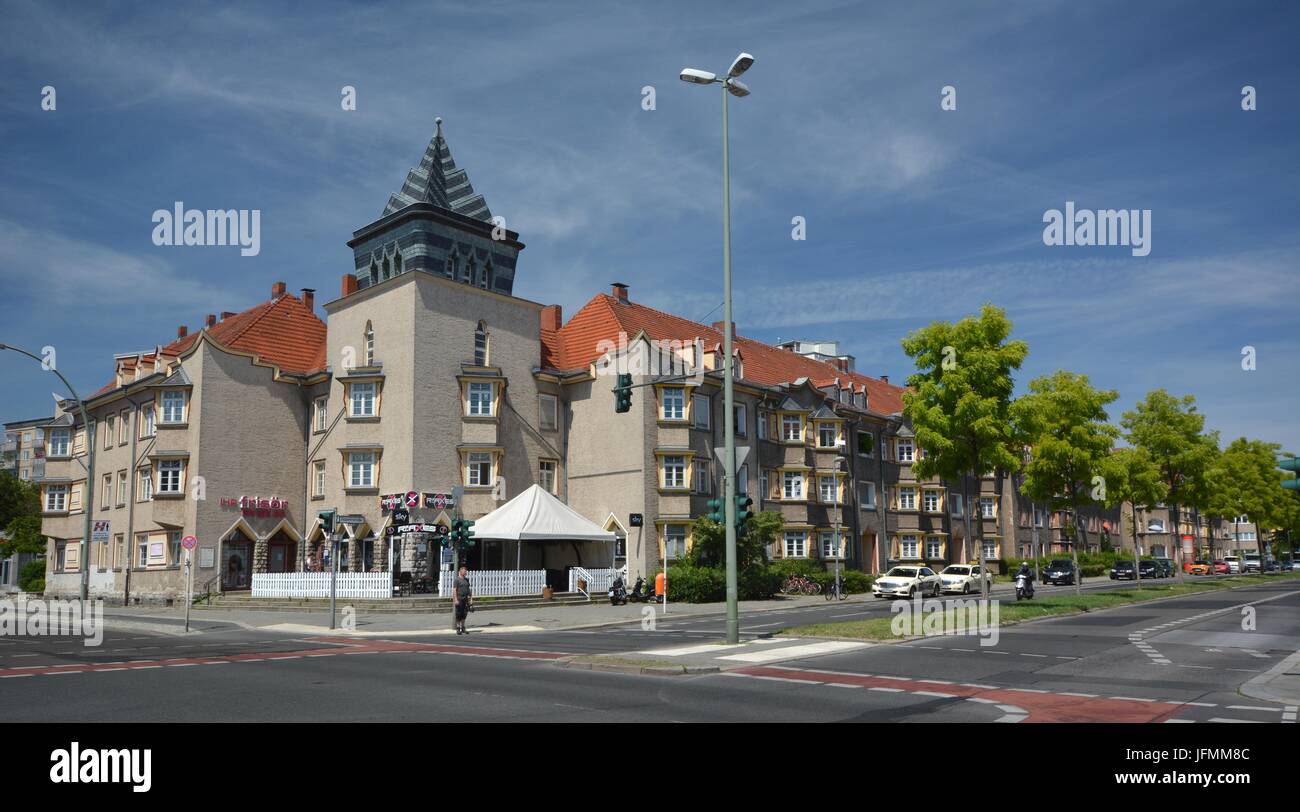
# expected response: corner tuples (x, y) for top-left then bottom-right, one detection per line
(818, 423), (837, 449)
(105, 415), (116, 450)
(950, 493), (964, 517)
(900, 534), (919, 559)
(737, 464), (749, 495)
(102, 473), (113, 508)
(49, 428), (70, 457)
(694, 459), (711, 494)
(539, 459), (557, 494)
(980, 497), (996, 519)
(896, 438), (914, 462)
(661, 456), (686, 489)
(468, 382), (494, 417)
(348, 452), (376, 488)
(733, 404), (747, 437)
(898, 487), (916, 511)
(119, 410), (130, 444)
(784, 531), (807, 559)
(138, 468), (153, 502)
(157, 459), (184, 494)
(314, 397), (328, 432)
(116, 470), (127, 507)
(313, 460), (326, 497)
(349, 383), (376, 418)
(781, 414), (802, 442)
(756, 410), (768, 440)
(467, 452), (493, 487)
(539, 394), (558, 432)
(661, 388), (685, 421)
(160, 391), (186, 424)
(664, 524), (687, 560)
(982, 540), (998, 560)
(926, 537), (942, 560)
(782, 471), (804, 500)
(45, 485), (68, 512)
(140, 406), (155, 438)
(821, 530), (842, 559)
(819, 475), (837, 504)
(860, 481), (876, 509)
(923, 490), (940, 513)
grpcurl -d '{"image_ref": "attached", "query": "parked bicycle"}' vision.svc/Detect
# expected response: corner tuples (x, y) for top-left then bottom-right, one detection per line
(781, 575), (821, 595)
(824, 574), (848, 601)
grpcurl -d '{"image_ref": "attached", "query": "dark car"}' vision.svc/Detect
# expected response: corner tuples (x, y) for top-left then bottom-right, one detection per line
(1042, 559), (1077, 585)
(1111, 560), (1136, 580)
(1137, 560), (1161, 579)
(1154, 558), (1175, 578)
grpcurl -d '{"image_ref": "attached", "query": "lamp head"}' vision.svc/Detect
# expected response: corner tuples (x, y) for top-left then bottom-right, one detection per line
(727, 52), (754, 77)
(679, 68), (718, 84)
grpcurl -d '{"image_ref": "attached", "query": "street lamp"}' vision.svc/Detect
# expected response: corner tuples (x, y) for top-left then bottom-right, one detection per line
(680, 52), (754, 645)
(0, 342), (95, 601)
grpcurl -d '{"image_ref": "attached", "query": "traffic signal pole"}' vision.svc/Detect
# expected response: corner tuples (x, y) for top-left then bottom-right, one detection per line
(721, 84), (739, 646)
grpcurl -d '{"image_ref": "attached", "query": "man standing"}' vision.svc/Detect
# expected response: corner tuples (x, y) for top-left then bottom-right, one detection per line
(453, 566), (473, 635)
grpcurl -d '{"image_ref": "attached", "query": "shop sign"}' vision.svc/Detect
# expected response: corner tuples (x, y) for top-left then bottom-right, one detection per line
(220, 496), (288, 518)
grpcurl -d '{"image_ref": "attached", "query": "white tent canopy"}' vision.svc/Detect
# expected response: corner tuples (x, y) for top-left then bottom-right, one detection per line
(472, 484), (616, 542)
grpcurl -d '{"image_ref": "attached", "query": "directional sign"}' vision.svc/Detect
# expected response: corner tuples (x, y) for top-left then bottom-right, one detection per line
(181, 535), (198, 551)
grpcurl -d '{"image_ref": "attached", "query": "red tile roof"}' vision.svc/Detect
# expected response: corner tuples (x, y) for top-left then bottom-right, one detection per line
(160, 292), (327, 376)
(543, 293), (907, 414)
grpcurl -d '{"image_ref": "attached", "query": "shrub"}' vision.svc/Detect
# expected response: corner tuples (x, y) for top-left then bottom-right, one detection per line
(809, 569), (874, 594)
(18, 558), (45, 592)
(768, 559), (822, 578)
(665, 563), (725, 603)
(738, 566), (783, 600)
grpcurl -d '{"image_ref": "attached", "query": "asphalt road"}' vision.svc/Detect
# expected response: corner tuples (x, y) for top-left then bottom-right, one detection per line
(2, 576), (1296, 723)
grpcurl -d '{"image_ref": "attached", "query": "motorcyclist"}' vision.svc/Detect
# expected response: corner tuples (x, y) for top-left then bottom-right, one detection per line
(1016, 562), (1034, 595)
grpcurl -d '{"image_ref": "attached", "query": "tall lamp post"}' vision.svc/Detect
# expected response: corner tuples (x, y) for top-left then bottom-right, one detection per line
(0, 342), (94, 601)
(681, 52), (753, 646)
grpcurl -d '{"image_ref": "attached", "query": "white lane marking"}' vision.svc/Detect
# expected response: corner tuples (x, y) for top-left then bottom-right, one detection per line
(1226, 705), (1281, 713)
(717, 641), (868, 663)
(1110, 696), (1158, 703)
(1209, 718), (1261, 723)
(868, 686), (903, 693)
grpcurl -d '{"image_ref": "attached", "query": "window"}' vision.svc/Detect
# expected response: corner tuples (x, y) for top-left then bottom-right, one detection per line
(737, 464), (749, 495)
(49, 428), (70, 457)
(784, 531), (807, 558)
(138, 468), (152, 501)
(898, 487), (916, 511)
(692, 460), (711, 495)
(734, 404), (747, 437)
(474, 322), (489, 366)
(105, 416), (115, 449)
(69, 484), (82, 512)
(118, 410), (130, 444)
(467, 452), (493, 487)
(539, 394), (558, 432)
(160, 391), (186, 424)
(896, 438), (914, 462)
(344, 452), (373, 488)
(157, 460), (183, 494)
(140, 405), (155, 438)
(662, 456), (686, 489)
(539, 460), (557, 494)
(900, 534), (919, 559)
(821, 531), (842, 559)
(923, 490), (941, 513)
(313, 461), (326, 497)
(661, 388), (685, 420)
(73, 425), (86, 455)
(136, 534), (149, 568)
(1032, 506), (1044, 527)
(102, 474), (113, 508)
(857, 431), (874, 457)
(468, 382), (494, 416)
(364, 322), (375, 366)
(314, 397), (328, 432)
(45, 485), (67, 512)
(782, 471), (804, 500)
(950, 494), (964, 517)
(349, 383), (376, 417)
(818, 423), (838, 448)
(757, 410), (768, 440)
(819, 475), (837, 503)
(664, 525), (687, 560)
(693, 394), (710, 429)
(980, 497), (996, 519)
(117, 471), (127, 507)
(1235, 514), (1250, 524)
(926, 537), (942, 560)
(168, 531), (182, 566)
(982, 540), (998, 560)
(781, 414), (802, 442)
(860, 481), (876, 509)
(760, 470), (769, 500)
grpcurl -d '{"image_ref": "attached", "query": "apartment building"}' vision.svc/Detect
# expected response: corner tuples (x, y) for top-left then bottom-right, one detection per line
(3, 416), (50, 483)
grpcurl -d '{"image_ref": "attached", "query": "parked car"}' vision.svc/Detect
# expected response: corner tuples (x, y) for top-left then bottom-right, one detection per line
(938, 564), (992, 594)
(1185, 560), (1211, 576)
(1283, 560), (1297, 572)
(1212, 560), (1230, 575)
(1137, 560), (1161, 579)
(1111, 561), (1137, 580)
(1242, 555), (1262, 573)
(1042, 559), (1078, 586)
(873, 566), (942, 599)
(1222, 555), (1241, 574)
(1154, 558), (1175, 578)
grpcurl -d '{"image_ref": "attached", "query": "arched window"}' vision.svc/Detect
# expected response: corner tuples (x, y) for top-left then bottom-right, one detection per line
(482, 261), (493, 290)
(466, 258), (477, 285)
(394, 250), (403, 275)
(445, 253), (457, 277)
(364, 321), (375, 367)
(381, 257), (390, 281)
(369, 263), (378, 286)
(474, 321), (488, 366)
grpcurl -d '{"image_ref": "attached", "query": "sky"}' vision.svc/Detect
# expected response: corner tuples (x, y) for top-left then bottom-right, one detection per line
(1, 0), (1297, 451)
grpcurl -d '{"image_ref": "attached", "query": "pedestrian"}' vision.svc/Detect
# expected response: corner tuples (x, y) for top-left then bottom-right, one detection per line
(453, 566), (473, 635)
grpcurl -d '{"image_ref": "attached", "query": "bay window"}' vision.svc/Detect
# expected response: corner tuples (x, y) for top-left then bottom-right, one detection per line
(157, 460), (183, 494)
(160, 391), (186, 424)
(349, 383), (376, 417)
(468, 382), (494, 417)
(467, 452), (493, 487)
(348, 452), (375, 488)
(661, 456), (686, 489)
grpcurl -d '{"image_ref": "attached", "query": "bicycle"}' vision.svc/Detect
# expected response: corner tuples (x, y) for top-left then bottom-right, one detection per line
(781, 575), (821, 596)
(824, 575), (848, 601)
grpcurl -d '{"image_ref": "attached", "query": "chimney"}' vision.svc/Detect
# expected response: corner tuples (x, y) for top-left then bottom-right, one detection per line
(341, 274), (359, 297)
(300, 288), (315, 312)
(205, 314), (217, 328)
(711, 320), (737, 338)
(880, 375), (889, 384)
(177, 325), (188, 338)
(540, 304), (562, 332)
(221, 311), (236, 321)
(610, 282), (629, 303)
(271, 281), (287, 298)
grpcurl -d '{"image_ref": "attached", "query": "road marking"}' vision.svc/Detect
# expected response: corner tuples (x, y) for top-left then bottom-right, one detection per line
(1209, 718), (1261, 723)
(1059, 692), (1099, 698)
(1226, 705), (1280, 712)
(717, 641), (868, 663)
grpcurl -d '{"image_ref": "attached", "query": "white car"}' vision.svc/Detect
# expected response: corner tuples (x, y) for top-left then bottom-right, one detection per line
(873, 566), (942, 599)
(939, 564), (992, 594)
(1222, 555), (1241, 574)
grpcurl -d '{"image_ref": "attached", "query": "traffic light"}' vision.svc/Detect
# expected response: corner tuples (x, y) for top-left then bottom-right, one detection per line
(1281, 457), (1300, 491)
(706, 498), (725, 523)
(448, 518), (478, 548)
(614, 373), (633, 413)
(318, 509), (336, 535)
(462, 518), (476, 547)
(734, 495), (753, 532)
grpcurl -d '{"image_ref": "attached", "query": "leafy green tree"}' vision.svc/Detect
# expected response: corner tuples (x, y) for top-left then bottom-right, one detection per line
(1121, 391), (1218, 579)
(1106, 447), (1169, 589)
(1207, 438), (1284, 560)
(1010, 370), (1120, 595)
(687, 511), (781, 571)
(902, 305), (1028, 598)
(0, 472), (43, 559)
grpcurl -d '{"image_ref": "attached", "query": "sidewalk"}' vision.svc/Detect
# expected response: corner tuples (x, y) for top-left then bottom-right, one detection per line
(1242, 649), (1300, 710)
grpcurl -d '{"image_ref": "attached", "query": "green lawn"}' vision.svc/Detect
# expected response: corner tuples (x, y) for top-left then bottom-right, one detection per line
(783, 573), (1300, 641)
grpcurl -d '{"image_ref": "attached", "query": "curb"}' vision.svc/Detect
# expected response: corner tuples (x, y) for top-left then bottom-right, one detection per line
(1241, 649), (1300, 708)
(558, 658), (720, 676)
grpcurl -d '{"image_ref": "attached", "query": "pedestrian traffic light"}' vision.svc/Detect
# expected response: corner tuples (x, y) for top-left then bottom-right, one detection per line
(614, 373), (633, 413)
(1281, 457), (1300, 490)
(706, 498), (725, 523)
(734, 495), (753, 531)
(318, 509), (336, 535)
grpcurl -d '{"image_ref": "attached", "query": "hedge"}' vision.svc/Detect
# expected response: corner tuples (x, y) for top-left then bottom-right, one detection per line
(666, 561), (873, 602)
(18, 559), (45, 593)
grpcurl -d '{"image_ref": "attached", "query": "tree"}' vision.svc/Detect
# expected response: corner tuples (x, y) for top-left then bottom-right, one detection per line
(687, 511), (781, 571)
(1207, 438), (1284, 560)
(1121, 391), (1218, 580)
(1010, 370), (1120, 595)
(1105, 447), (1169, 590)
(0, 472), (42, 559)
(902, 305), (1028, 599)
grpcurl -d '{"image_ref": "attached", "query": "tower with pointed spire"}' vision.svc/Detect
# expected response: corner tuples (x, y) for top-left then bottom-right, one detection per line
(347, 117), (524, 295)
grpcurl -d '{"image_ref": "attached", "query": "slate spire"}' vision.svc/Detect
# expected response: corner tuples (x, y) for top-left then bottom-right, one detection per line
(383, 116), (492, 221)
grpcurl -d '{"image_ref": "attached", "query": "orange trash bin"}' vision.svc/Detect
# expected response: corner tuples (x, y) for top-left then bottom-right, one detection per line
(654, 572), (665, 597)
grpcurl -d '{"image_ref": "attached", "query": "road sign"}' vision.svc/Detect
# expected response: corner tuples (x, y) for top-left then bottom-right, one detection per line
(714, 445), (750, 468)
(181, 535), (198, 551)
(91, 521), (111, 542)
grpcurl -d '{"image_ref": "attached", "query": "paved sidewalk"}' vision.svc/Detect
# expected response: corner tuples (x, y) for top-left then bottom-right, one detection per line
(1242, 649), (1300, 712)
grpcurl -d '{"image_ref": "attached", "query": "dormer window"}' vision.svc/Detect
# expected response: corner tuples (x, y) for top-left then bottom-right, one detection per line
(381, 256), (390, 281)
(445, 255), (457, 277)
(466, 257), (477, 285)
(369, 263), (378, 286)
(394, 250), (403, 275)
(482, 261), (493, 289)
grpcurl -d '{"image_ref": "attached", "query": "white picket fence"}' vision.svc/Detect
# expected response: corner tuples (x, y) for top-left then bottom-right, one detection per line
(438, 569), (546, 597)
(252, 572), (393, 599)
(568, 567), (624, 595)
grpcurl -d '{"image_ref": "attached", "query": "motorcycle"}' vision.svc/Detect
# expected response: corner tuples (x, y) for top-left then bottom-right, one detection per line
(629, 576), (659, 604)
(1015, 572), (1034, 601)
(609, 576), (628, 606)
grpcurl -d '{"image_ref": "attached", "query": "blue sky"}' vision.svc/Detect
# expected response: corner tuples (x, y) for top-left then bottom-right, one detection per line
(1, 0), (1297, 451)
